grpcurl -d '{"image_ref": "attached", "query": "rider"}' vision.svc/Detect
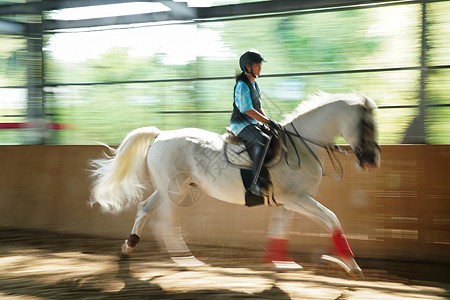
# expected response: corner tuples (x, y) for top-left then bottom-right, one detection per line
(229, 49), (279, 197)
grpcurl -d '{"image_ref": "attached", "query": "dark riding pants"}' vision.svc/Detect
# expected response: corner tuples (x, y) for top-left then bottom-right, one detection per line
(237, 124), (272, 189)
(237, 124), (270, 158)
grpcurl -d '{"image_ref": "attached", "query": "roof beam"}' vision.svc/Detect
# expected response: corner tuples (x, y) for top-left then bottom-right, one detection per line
(196, 0), (416, 19)
(0, 19), (25, 34)
(0, 0), (423, 31)
(0, 0), (164, 15)
(0, 0), (415, 17)
(161, 0), (196, 19)
(43, 10), (194, 30)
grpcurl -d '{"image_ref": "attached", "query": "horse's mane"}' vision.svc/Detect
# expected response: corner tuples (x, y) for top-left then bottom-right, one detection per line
(281, 91), (377, 124)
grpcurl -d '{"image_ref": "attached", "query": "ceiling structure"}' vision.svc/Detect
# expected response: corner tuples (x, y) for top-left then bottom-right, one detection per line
(0, 0), (421, 34)
(0, 0), (446, 145)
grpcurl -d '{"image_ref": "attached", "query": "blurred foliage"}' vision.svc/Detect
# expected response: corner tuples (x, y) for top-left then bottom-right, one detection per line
(426, 2), (450, 144)
(0, 36), (27, 144)
(0, 36), (27, 86)
(428, 1), (450, 65)
(0, 2), (449, 144)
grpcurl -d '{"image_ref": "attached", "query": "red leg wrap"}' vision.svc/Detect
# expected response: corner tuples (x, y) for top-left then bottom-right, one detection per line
(263, 238), (292, 262)
(332, 229), (354, 258)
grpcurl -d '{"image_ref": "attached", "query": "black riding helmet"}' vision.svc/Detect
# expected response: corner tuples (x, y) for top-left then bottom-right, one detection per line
(239, 49), (266, 78)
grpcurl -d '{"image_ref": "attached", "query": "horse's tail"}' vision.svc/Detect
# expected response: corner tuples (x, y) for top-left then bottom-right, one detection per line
(90, 126), (161, 214)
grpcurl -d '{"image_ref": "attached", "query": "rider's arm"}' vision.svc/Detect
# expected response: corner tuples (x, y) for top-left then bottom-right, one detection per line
(259, 108), (269, 121)
(245, 109), (270, 123)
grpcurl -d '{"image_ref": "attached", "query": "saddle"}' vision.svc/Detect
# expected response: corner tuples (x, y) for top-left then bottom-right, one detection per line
(223, 127), (283, 170)
(223, 126), (285, 207)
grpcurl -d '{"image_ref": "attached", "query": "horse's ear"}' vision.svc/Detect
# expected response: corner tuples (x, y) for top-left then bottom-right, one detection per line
(364, 98), (372, 112)
(362, 94), (377, 112)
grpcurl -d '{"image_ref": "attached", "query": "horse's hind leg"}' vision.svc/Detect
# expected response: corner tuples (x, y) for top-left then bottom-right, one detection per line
(156, 193), (205, 267)
(121, 190), (160, 255)
(283, 193), (363, 278)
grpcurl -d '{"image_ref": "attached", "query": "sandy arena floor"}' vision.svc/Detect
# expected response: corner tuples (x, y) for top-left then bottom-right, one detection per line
(0, 228), (449, 299)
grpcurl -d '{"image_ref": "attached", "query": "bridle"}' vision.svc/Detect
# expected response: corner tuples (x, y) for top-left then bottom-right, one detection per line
(354, 106), (381, 167)
(274, 107), (377, 181)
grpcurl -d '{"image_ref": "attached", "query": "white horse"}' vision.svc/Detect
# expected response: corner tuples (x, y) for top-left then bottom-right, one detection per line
(90, 91), (380, 278)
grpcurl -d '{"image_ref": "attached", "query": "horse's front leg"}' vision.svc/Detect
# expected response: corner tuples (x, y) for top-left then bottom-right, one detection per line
(283, 193), (363, 279)
(264, 207), (302, 269)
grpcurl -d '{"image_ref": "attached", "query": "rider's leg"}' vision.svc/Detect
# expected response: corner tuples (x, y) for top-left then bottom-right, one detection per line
(248, 143), (269, 196)
(122, 190), (160, 254)
(238, 125), (271, 196)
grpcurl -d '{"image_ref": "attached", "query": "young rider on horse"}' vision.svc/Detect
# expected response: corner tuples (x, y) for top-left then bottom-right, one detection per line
(229, 50), (280, 197)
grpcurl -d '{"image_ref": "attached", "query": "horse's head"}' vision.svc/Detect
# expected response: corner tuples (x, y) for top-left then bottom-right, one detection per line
(336, 94), (380, 170)
(285, 91), (381, 170)
(351, 97), (381, 170)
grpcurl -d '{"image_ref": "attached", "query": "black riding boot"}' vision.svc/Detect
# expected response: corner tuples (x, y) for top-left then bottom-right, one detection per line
(248, 142), (269, 197)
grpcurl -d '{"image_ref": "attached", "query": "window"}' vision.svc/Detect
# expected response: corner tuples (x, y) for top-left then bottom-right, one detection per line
(0, 1), (448, 144)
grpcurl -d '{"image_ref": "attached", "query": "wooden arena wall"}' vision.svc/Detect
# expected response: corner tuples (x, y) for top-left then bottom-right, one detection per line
(0, 145), (448, 263)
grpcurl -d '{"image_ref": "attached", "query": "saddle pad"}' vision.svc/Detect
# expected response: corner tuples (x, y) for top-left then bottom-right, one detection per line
(224, 143), (252, 169)
(224, 142), (284, 170)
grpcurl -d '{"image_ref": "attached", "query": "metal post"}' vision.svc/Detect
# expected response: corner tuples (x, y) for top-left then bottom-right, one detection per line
(26, 12), (45, 144)
(402, 1), (428, 144)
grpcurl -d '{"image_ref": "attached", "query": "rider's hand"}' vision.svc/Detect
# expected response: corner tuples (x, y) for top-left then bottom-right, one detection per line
(268, 119), (282, 130)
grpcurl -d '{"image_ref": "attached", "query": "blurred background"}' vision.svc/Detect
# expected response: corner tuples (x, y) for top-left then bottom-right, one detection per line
(0, 0), (449, 145)
(0, 2), (449, 293)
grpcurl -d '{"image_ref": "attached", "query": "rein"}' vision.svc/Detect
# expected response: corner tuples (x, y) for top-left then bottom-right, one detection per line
(260, 91), (354, 181)
(277, 123), (348, 181)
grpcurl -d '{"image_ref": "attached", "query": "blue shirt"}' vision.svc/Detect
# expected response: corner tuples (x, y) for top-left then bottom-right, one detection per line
(230, 80), (258, 135)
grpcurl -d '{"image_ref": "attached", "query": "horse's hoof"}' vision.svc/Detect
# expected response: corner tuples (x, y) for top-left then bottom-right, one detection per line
(349, 268), (365, 280)
(321, 255), (365, 280)
(321, 255), (351, 273)
(272, 260), (303, 271)
(120, 240), (135, 256)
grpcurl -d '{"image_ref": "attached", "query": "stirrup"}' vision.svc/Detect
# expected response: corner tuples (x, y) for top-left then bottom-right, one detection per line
(248, 183), (268, 197)
(264, 183), (280, 207)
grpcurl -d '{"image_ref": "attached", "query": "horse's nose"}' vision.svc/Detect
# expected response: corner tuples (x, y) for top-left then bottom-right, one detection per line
(357, 144), (379, 169)
(365, 145), (381, 168)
